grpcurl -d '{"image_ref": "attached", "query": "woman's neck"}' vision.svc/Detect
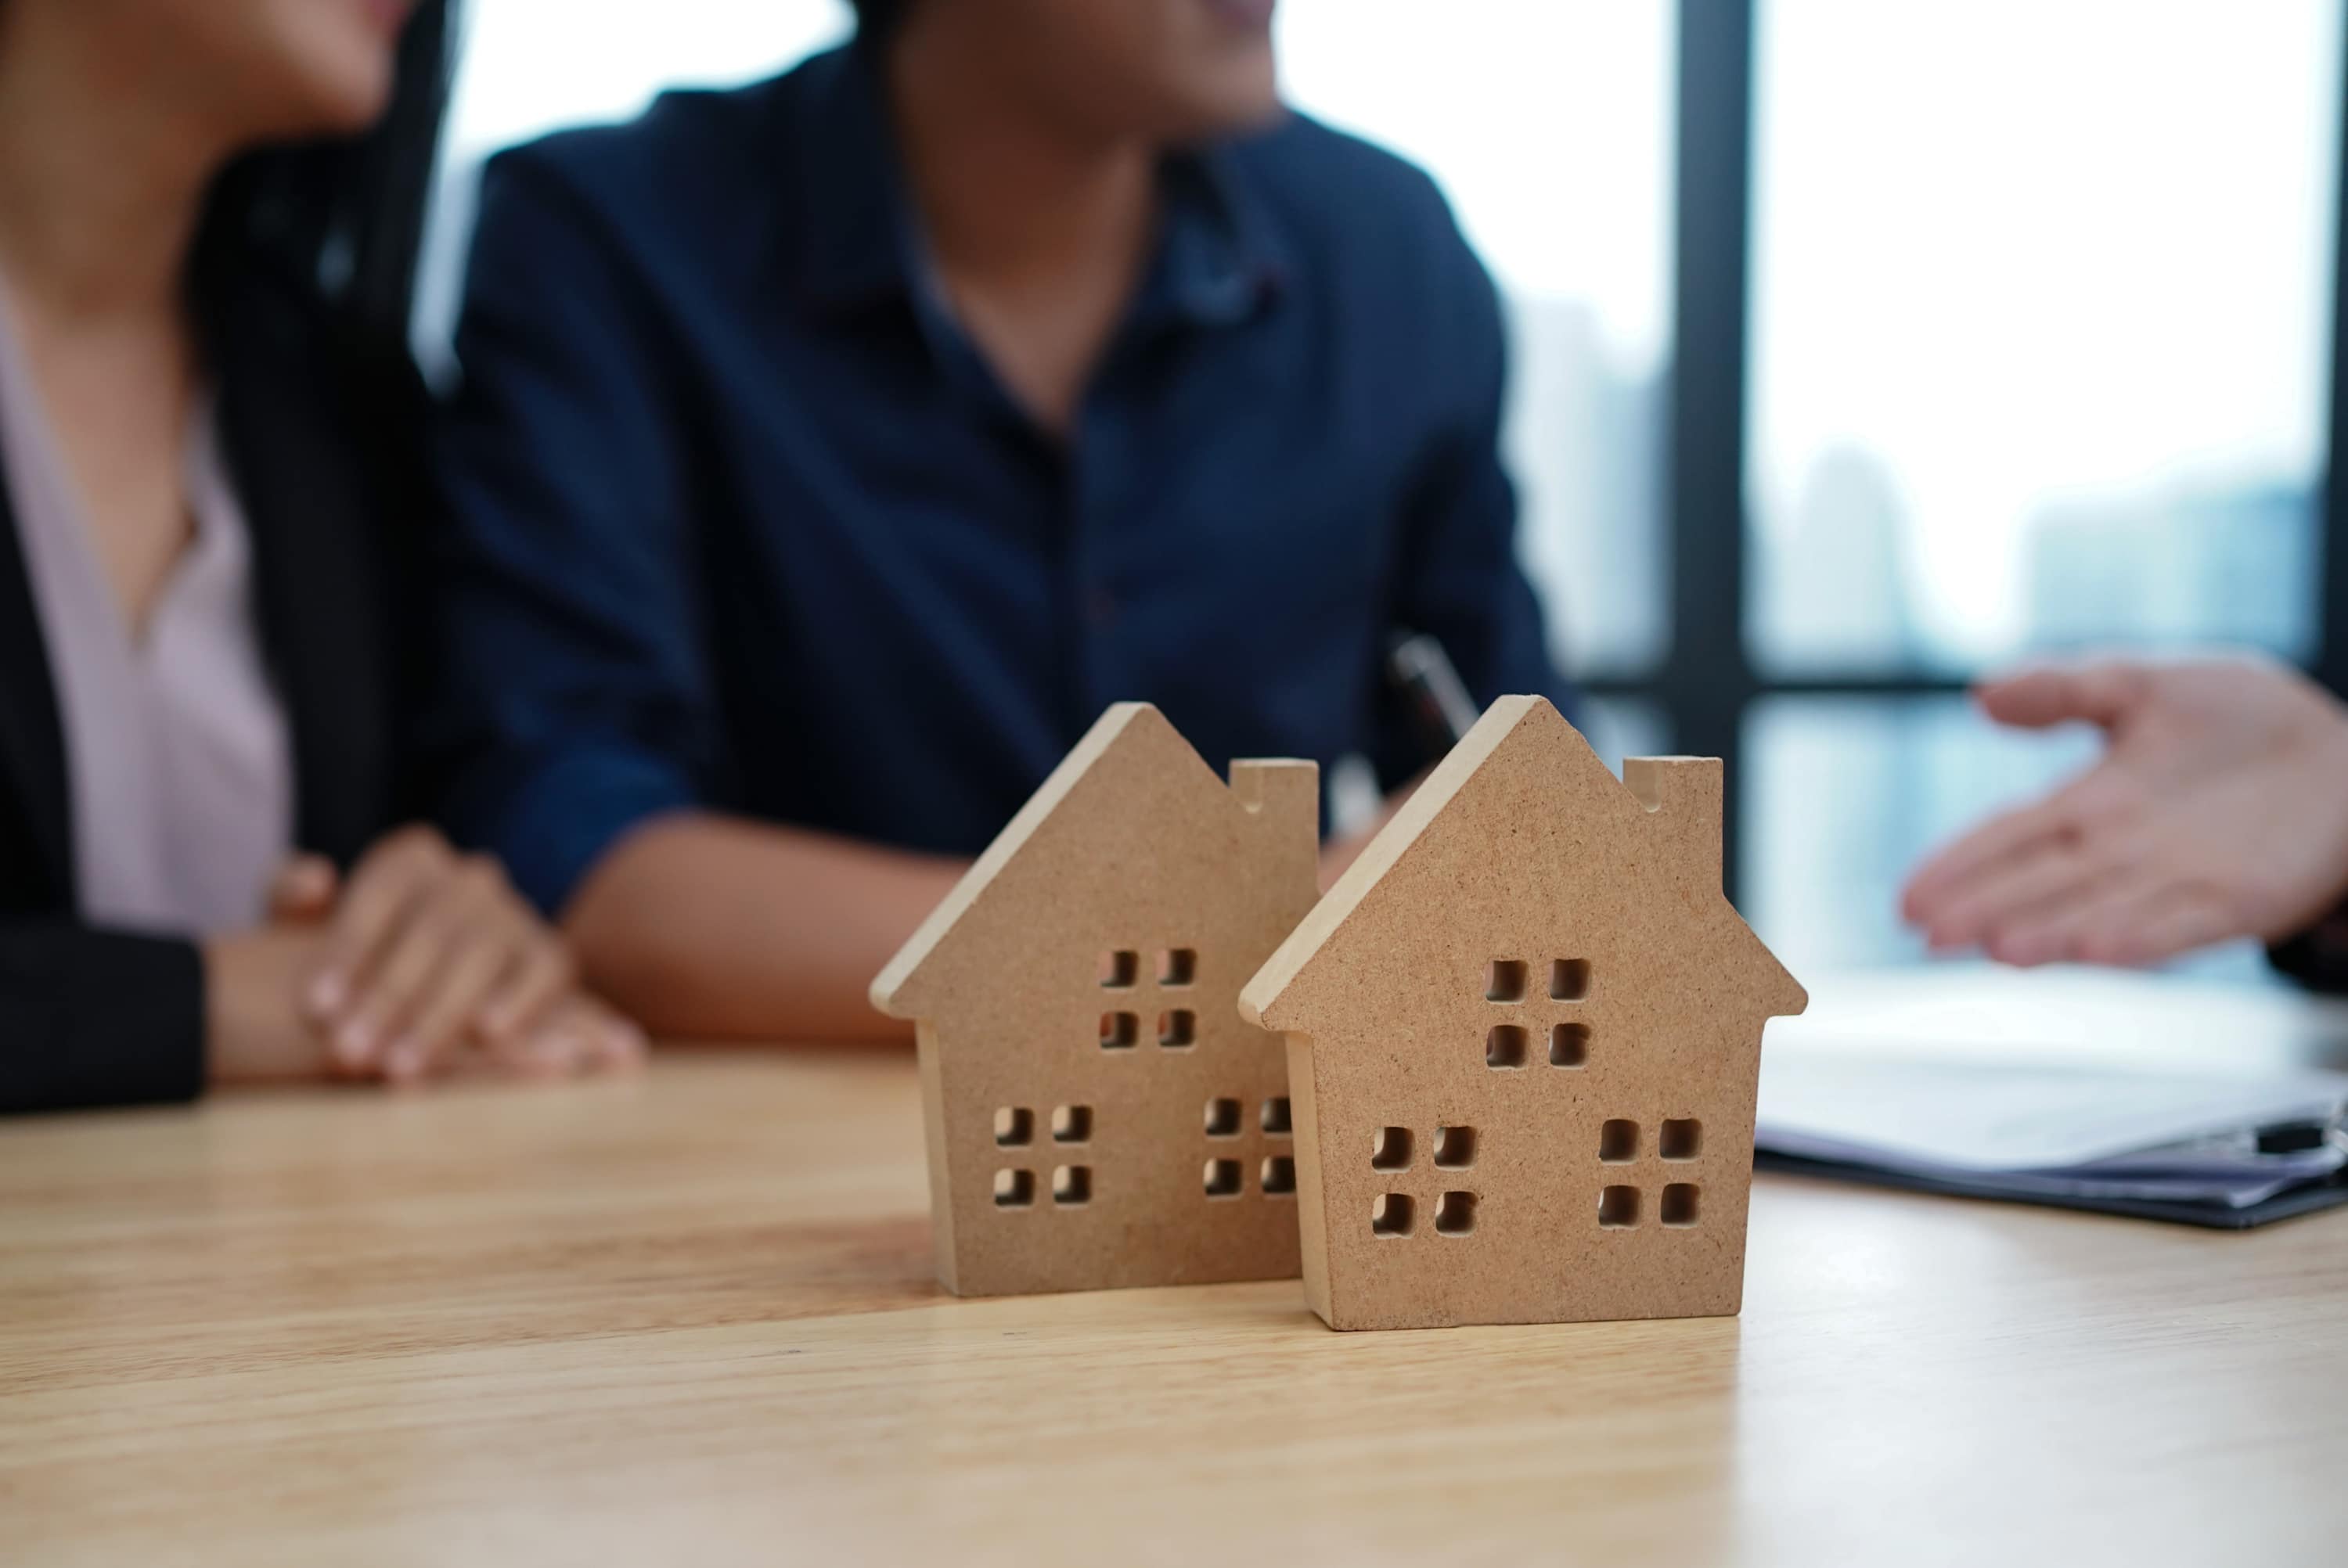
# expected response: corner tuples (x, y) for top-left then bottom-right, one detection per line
(0, 5), (234, 320)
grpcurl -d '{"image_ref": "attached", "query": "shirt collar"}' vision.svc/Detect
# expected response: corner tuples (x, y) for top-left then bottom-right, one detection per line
(790, 43), (919, 312)
(1145, 140), (1291, 330)
(788, 42), (1290, 329)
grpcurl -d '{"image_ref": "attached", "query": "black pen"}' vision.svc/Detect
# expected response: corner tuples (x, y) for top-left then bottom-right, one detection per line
(1386, 629), (1478, 763)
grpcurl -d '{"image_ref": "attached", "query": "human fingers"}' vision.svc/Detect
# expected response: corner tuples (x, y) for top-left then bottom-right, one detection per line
(1985, 870), (2163, 967)
(498, 996), (648, 1079)
(1901, 796), (2075, 926)
(1973, 660), (2150, 732)
(2082, 889), (2242, 969)
(379, 922), (518, 1083)
(581, 998), (650, 1071)
(330, 854), (507, 1074)
(302, 826), (452, 1025)
(268, 854), (340, 925)
(473, 934), (574, 1046)
(1901, 750), (2160, 930)
(1916, 835), (2112, 953)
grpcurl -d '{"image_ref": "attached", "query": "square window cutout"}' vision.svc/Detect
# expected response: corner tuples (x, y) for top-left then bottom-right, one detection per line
(1052, 1105), (1093, 1143)
(995, 1169), (1035, 1208)
(1550, 1022), (1590, 1068)
(1371, 1193), (1415, 1237)
(1205, 1098), (1241, 1138)
(1550, 958), (1591, 1001)
(1435, 1191), (1478, 1235)
(1485, 959), (1528, 1002)
(1598, 1185), (1640, 1228)
(1662, 1183), (1699, 1227)
(1261, 1096), (1293, 1135)
(1053, 1165), (1092, 1206)
(1433, 1125), (1477, 1168)
(1099, 1011), (1138, 1050)
(1158, 1009), (1196, 1048)
(1098, 950), (1137, 989)
(1599, 1119), (1638, 1162)
(1371, 1126), (1413, 1171)
(1486, 1024), (1528, 1069)
(1204, 1159), (1242, 1198)
(1660, 1118), (1702, 1160)
(993, 1106), (1032, 1146)
(1158, 948), (1197, 987)
(1261, 1156), (1297, 1196)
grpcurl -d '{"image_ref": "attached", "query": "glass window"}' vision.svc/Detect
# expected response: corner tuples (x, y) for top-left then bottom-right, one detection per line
(1745, 0), (2343, 674)
(1578, 697), (1670, 775)
(1280, 0), (1676, 675)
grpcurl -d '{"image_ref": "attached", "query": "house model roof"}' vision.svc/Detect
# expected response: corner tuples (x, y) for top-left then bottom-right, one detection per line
(1240, 694), (1804, 1037)
(866, 702), (1321, 1299)
(872, 701), (1316, 1023)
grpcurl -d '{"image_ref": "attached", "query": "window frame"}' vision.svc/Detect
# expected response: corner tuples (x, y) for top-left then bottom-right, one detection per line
(1583, 2), (2348, 901)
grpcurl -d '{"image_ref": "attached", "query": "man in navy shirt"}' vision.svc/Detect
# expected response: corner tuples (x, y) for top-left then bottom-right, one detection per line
(432, 0), (1570, 1041)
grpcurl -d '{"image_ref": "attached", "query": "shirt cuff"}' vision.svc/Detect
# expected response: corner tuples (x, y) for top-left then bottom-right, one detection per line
(0, 923), (204, 1114)
(450, 745), (701, 916)
(2267, 908), (2348, 994)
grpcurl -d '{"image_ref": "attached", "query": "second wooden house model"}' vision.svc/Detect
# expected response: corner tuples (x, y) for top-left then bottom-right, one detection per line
(871, 704), (1320, 1297)
(1240, 695), (1807, 1331)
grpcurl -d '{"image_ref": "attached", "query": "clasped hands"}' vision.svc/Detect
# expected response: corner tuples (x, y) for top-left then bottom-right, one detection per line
(206, 825), (645, 1084)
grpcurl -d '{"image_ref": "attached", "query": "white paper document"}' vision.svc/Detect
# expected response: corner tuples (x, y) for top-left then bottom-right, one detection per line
(1756, 1053), (2348, 1209)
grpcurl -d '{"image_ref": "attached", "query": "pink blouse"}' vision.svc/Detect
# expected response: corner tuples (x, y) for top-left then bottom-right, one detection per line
(0, 289), (294, 937)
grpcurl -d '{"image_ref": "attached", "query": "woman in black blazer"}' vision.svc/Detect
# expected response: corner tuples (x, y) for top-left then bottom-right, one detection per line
(0, 0), (639, 1113)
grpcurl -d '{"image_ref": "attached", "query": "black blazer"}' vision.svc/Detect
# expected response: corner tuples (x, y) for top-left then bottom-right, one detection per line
(0, 275), (423, 1114)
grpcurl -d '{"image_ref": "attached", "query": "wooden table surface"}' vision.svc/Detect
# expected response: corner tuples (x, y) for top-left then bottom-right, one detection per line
(5, 969), (2346, 1566)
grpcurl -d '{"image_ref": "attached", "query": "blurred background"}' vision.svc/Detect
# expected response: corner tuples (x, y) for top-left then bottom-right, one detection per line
(414, 0), (2347, 983)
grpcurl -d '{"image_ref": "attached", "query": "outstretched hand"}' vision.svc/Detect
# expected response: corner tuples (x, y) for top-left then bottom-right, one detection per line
(1900, 656), (2348, 968)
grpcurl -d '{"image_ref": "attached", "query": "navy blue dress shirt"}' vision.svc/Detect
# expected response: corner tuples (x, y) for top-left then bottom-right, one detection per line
(432, 42), (1569, 915)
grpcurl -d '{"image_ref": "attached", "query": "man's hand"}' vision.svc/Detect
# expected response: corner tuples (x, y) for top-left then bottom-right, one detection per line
(290, 826), (636, 1081)
(1900, 656), (2348, 967)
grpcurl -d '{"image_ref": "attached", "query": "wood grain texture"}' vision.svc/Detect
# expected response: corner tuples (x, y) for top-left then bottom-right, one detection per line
(5, 974), (2348, 1566)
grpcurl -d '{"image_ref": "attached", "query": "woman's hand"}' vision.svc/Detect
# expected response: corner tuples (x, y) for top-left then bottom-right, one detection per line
(204, 917), (645, 1085)
(289, 826), (642, 1081)
(203, 925), (334, 1084)
(1900, 656), (2348, 967)
(488, 993), (646, 1079)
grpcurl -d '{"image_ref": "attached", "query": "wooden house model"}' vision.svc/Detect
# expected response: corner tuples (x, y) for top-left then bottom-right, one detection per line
(1238, 695), (1806, 1331)
(871, 703), (1320, 1297)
